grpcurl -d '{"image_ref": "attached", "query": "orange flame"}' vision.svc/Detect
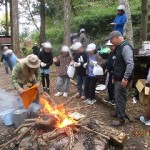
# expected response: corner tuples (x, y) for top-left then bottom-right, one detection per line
(39, 97), (77, 128)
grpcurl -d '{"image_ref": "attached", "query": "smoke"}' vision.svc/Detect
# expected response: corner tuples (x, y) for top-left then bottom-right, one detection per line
(0, 88), (19, 120)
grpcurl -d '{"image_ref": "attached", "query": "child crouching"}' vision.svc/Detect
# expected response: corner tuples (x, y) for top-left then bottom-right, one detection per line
(53, 46), (73, 98)
(84, 43), (106, 105)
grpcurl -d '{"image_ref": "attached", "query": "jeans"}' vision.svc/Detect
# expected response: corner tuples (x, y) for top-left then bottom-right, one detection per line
(57, 76), (70, 93)
(77, 76), (86, 96)
(108, 73), (114, 101)
(84, 76), (97, 99)
(114, 81), (127, 119)
(3, 61), (12, 74)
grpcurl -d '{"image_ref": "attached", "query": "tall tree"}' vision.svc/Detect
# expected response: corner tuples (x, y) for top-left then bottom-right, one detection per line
(39, 0), (46, 44)
(63, 0), (71, 46)
(141, 0), (148, 42)
(5, 0), (9, 36)
(10, 0), (19, 53)
(118, 0), (134, 46)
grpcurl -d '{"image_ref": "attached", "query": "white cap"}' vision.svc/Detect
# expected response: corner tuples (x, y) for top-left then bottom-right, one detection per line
(86, 43), (96, 52)
(61, 45), (70, 52)
(117, 5), (125, 11)
(106, 40), (114, 46)
(72, 42), (82, 50)
(34, 43), (37, 45)
(80, 28), (85, 33)
(44, 42), (52, 48)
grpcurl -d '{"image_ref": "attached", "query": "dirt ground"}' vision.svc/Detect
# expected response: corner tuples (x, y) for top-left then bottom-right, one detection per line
(0, 65), (149, 150)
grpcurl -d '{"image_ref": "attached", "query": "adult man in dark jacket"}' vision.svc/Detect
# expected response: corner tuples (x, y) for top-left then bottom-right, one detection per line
(108, 31), (134, 126)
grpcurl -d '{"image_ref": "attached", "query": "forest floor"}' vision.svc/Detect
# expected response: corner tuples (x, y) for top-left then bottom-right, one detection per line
(0, 65), (149, 150)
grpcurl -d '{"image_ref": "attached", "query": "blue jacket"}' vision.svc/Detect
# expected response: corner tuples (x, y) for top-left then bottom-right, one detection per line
(9, 53), (18, 68)
(113, 13), (127, 35)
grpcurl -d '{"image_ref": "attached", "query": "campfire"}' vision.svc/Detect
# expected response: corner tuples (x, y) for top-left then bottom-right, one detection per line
(0, 93), (128, 150)
(39, 97), (77, 129)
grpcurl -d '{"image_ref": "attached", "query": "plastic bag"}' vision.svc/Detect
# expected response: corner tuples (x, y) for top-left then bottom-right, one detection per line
(93, 65), (104, 76)
(67, 65), (75, 78)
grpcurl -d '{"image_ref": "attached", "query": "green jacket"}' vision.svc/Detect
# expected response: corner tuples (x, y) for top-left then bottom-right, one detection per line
(11, 58), (41, 90)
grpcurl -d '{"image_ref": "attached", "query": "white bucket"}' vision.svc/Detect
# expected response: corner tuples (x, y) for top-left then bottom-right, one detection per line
(1, 109), (14, 126)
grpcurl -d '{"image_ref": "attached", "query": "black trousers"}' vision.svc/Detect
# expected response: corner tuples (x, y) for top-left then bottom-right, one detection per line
(85, 75), (97, 99)
(108, 73), (114, 101)
(41, 73), (50, 88)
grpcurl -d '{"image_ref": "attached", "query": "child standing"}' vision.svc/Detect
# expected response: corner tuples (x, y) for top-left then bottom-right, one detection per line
(73, 42), (87, 100)
(104, 40), (116, 105)
(53, 46), (73, 97)
(84, 43), (106, 105)
(39, 42), (53, 93)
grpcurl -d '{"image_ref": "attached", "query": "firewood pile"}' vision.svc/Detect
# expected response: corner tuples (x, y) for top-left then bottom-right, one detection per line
(0, 93), (128, 150)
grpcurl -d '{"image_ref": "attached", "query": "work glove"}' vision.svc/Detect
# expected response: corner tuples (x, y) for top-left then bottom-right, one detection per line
(18, 88), (25, 95)
(90, 60), (97, 66)
(0, 62), (3, 65)
(83, 63), (88, 68)
(74, 62), (81, 67)
(41, 62), (47, 67)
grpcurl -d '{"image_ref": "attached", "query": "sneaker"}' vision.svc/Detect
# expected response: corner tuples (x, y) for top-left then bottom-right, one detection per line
(102, 98), (110, 103)
(81, 96), (86, 100)
(86, 99), (97, 105)
(43, 87), (47, 92)
(55, 92), (63, 97)
(108, 100), (116, 106)
(75, 93), (81, 98)
(47, 88), (50, 94)
(83, 98), (91, 103)
(111, 119), (125, 127)
(63, 92), (68, 97)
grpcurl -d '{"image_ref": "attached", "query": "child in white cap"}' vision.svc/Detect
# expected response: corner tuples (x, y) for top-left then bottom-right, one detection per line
(84, 43), (106, 105)
(39, 42), (53, 93)
(53, 46), (73, 97)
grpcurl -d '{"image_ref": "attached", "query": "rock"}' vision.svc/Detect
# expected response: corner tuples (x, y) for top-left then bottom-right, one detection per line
(72, 142), (86, 150)
(19, 137), (38, 150)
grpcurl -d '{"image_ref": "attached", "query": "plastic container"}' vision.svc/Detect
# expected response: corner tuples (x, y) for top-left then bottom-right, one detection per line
(2, 109), (14, 126)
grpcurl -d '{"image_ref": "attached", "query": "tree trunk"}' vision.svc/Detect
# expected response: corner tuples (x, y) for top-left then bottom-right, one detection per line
(140, 0), (148, 42)
(118, 0), (134, 46)
(5, 0), (9, 36)
(10, 0), (19, 53)
(63, 0), (71, 46)
(39, 0), (45, 45)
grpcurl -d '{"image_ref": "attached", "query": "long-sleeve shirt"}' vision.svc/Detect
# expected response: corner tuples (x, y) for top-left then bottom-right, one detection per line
(39, 51), (53, 69)
(122, 45), (134, 79)
(11, 59), (41, 90)
(113, 13), (127, 35)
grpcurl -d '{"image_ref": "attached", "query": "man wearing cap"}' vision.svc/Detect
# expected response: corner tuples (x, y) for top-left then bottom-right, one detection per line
(79, 28), (90, 48)
(109, 31), (134, 126)
(11, 54), (41, 94)
(110, 5), (127, 35)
